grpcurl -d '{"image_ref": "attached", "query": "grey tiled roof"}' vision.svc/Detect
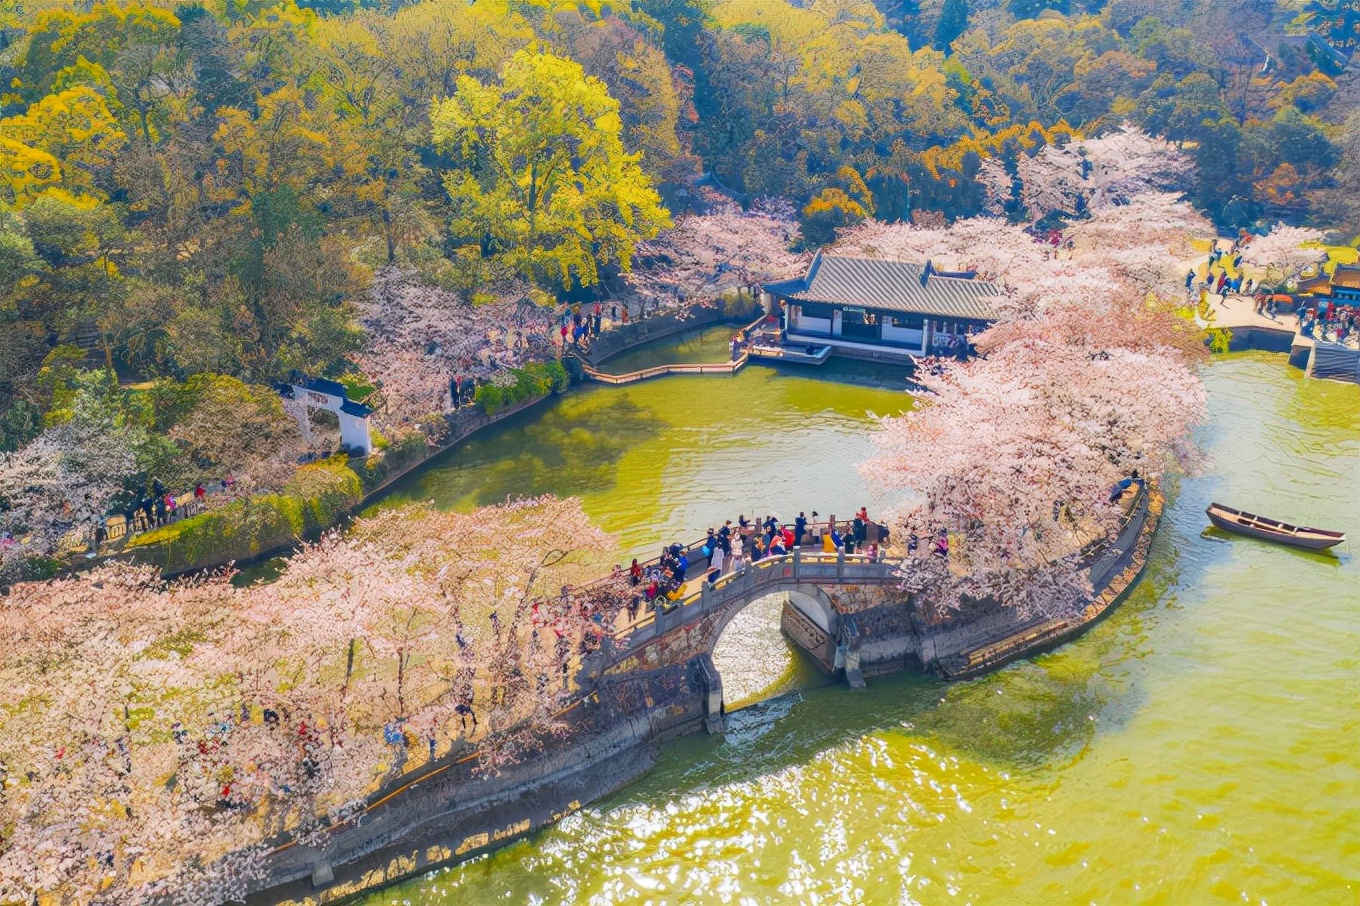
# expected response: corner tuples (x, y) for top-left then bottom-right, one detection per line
(766, 254), (1002, 321)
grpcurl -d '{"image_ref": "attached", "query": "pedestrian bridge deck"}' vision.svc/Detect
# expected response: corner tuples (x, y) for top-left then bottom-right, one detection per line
(608, 548), (899, 657)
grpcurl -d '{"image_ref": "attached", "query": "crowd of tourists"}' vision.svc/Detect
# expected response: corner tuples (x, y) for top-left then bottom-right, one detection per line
(619, 509), (890, 618)
(560, 300), (617, 348)
(445, 300), (644, 411)
(1300, 299), (1360, 348)
(83, 474), (238, 553)
(1186, 242), (1262, 307)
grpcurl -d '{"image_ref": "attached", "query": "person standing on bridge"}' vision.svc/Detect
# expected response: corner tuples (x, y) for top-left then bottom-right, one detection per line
(795, 512), (808, 547)
(710, 540), (725, 576)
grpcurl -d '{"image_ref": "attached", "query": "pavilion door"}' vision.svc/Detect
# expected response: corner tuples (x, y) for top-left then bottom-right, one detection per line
(831, 309), (843, 336)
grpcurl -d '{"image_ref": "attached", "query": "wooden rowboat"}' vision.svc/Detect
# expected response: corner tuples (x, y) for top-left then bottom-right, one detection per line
(1205, 503), (1346, 551)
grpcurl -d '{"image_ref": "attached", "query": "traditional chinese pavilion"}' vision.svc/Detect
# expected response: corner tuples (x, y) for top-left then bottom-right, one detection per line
(761, 253), (1003, 361)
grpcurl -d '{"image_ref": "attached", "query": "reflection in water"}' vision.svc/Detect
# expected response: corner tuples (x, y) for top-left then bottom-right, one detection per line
(366, 353), (1360, 906)
(710, 594), (826, 710)
(371, 355), (913, 561)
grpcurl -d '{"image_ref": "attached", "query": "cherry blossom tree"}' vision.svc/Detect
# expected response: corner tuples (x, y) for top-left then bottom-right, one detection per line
(866, 298), (1205, 617)
(355, 268), (558, 432)
(0, 495), (626, 903)
(624, 198), (809, 312)
(833, 192), (1211, 309)
(0, 386), (138, 576)
(979, 124), (1194, 224)
(1240, 223), (1328, 289)
(855, 198), (1210, 618)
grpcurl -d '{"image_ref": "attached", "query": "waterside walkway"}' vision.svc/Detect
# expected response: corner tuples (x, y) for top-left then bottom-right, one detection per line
(1203, 293), (1360, 382)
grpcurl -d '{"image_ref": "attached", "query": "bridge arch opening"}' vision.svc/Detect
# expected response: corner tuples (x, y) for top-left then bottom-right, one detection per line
(708, 587), (839, 715)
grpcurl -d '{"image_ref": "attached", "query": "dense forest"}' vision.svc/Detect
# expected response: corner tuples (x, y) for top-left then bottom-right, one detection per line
(0, 0), (1356, 505)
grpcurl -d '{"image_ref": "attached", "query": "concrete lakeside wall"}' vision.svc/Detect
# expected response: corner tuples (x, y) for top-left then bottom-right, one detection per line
(1220, 325), (1297, 354)
(1213, 323), (1313, 370)
(586, 299), (758, 367)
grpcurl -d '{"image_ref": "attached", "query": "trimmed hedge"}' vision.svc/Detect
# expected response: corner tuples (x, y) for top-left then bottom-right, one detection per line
(127, 457), (363, 574)
(474, 360), (568, 415)
(351, 430), (430, 492)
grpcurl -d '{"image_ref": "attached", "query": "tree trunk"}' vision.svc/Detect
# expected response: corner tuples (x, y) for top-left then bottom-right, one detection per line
(383, 207), (396, 264)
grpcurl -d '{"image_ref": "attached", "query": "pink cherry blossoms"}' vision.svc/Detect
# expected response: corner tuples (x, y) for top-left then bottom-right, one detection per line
(625, 198), (810, 310)
(835, 191), (1211, 312)
(0, 496), (626, 904)
(1239, 223), (1328, 280)
(978, 123), (1194, 224)
(853, 183), (1210, 617)
(354, 268), (558, 432)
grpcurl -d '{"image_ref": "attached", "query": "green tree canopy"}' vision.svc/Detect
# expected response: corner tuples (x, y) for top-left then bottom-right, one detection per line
(430, 49), (672, 292)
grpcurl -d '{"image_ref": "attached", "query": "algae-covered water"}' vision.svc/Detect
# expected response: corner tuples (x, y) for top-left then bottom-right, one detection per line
(373, 325), (914, 563)
(365, 350), (1359, 905)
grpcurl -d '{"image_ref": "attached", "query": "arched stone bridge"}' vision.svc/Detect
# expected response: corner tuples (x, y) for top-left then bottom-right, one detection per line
(243, 492), (1158, 904)
(590, 486), (1157, 734)
(599, 548), (907, 732)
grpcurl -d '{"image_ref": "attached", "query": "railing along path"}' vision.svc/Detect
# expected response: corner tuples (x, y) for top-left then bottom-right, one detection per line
(603, 544), (900, 664)
(580, 355), (748, 385)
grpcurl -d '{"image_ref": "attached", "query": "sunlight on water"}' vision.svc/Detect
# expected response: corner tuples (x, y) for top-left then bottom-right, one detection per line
(365, 352), (1360, 906)
(710, 594), (824, 710)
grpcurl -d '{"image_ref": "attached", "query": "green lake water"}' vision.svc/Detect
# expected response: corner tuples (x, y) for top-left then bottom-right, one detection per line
(363, 349), (1359, 906)
(595, 323), (739, 373)
(372, 325), (915, 564)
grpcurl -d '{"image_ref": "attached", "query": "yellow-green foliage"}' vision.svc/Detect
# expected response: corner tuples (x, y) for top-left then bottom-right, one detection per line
(128, 457), (363, 573)
(431, 49), (672, 290)
(352, 430), (429, 491)
(1206, 327), (1233, 354)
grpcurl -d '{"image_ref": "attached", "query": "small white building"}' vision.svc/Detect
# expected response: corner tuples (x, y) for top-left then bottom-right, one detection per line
(278, 377), (373, 455)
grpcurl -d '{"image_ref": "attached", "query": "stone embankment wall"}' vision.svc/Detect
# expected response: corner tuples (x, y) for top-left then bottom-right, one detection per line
(253, 658), (717, 905)
(250, 492), (1160, 904)
(584, 299), (757, 367)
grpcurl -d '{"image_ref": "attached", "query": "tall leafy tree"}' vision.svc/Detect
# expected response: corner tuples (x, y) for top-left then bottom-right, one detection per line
(430, 50), (672, 291)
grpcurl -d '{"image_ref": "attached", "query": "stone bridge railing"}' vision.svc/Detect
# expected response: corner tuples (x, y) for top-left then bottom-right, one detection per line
(605, 548), (902, 665)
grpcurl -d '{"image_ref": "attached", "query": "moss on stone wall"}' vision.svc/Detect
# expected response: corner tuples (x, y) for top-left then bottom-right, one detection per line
(127, 457), (363, 573)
